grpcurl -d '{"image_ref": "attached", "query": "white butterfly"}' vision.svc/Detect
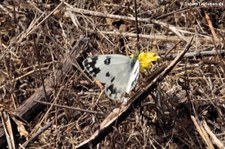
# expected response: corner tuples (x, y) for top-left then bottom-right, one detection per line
(82, 54), (140, 102)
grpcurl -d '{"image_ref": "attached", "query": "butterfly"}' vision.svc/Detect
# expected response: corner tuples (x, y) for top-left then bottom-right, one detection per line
(82, 54), (140, 102)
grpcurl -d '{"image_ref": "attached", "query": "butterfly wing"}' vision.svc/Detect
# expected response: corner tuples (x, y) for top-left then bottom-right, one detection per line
(83, 54), (131, 84)
(83, 54), (139, 100)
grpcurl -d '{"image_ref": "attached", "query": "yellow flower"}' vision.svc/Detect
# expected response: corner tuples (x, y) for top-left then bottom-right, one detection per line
(132, 52), (160, 72)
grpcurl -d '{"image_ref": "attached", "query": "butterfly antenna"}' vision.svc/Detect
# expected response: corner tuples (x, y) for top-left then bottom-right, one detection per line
(134, 0), (140, 54)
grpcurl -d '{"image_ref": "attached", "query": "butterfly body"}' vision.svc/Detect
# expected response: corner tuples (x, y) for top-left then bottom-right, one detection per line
(83, 54), (140, 101)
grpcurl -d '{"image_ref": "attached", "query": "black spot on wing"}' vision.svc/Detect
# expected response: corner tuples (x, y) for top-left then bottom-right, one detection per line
(106, 84), (117, 98)
(83, 56), (100, 77)
(106, 72), (110, 77)
(104, 57), (111, 65)
(111, 77), (115, 83)
(106, 84), (116, 92)
(105, 72), (115, 83)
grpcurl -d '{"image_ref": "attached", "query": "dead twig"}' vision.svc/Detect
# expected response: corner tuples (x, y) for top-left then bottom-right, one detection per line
(21, 113), (66, 148)
(64, 3), (212, 42)
(191, 116), (214, 149)
(34, 100), (103, 115)
(205, 12), (219, 44)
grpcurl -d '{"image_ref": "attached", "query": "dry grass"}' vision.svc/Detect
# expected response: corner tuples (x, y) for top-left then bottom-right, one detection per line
(0, 0), (225, 148)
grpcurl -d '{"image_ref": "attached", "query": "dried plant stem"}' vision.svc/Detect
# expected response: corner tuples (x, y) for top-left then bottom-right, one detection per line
(65, 2), (212, 42)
